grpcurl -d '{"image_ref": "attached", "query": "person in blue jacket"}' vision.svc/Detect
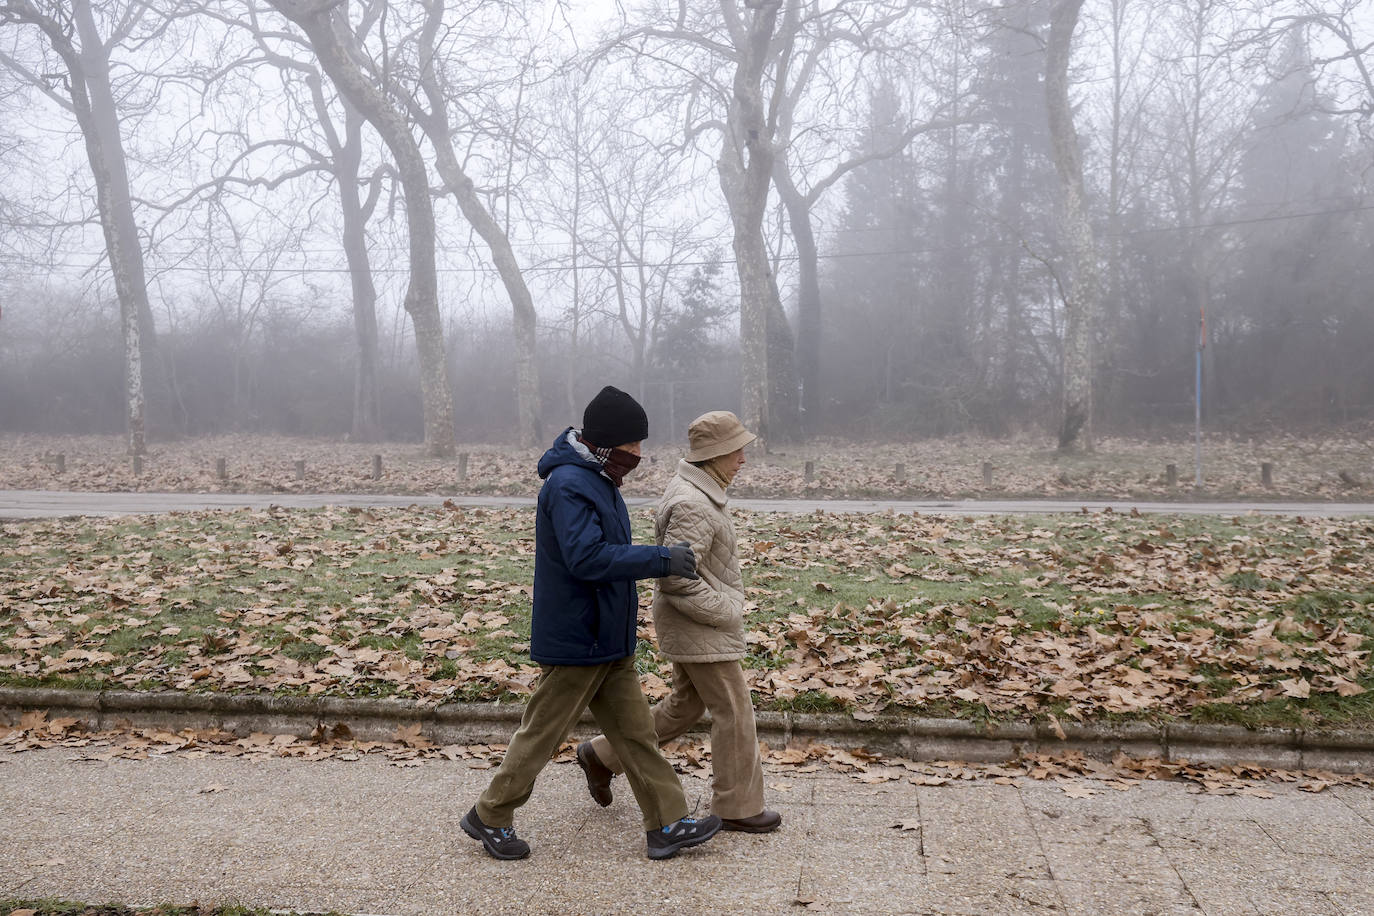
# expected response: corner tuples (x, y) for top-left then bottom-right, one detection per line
(462, 386), (723, 861)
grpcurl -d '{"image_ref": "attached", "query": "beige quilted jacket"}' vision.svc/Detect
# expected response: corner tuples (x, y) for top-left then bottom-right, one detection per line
(652, 459), (747, 662)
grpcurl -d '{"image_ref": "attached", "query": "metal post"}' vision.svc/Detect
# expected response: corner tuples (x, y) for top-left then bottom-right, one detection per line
(667, 380), (676, 439)
(1194, 343), (1203, 487)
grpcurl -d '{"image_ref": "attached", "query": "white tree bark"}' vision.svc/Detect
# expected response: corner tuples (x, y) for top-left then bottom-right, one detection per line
(1046, 0), (1099, 451)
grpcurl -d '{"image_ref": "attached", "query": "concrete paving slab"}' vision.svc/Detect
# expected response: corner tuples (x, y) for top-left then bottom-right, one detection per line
(1333, 784), (1374, 825)
(1041, 839), (1183, 885)
(1149, 818), (1287, 860)
(921, 875), (1064, 915)
(1171, 877), (1265, 916)
(806, 771), (926, 806)
(800, 808), (925, 903)
(916, 783), (1050, 880)
(1055, 879), (1203, 916)
(1238, 886), (1343, 915)
(1258, 819), (1374, 858)
(1329, 889), (1374, 916)
(1020, 779), (1205, 821)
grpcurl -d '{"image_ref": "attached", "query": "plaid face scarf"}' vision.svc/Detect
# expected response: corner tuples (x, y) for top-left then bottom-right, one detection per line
(578, 434), (641, 487)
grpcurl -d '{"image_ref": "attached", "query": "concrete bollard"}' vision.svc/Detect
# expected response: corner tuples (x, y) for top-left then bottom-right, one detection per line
(372, 454), (383, 480)
(1262, 462), (1274, 487)
(1166, 464), (1177, 487)
(458, 453), (469, 482)
(895, 462), (906, 484)
(294, 459), (306, 481)
(804, 460), (815, 483)
(216, 458), (227, 480)
(54, 453), (65, 474)
(982, 462), (993, 487)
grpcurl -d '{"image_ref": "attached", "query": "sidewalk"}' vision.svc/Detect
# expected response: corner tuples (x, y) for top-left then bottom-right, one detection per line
(4, 744), (1374, 915)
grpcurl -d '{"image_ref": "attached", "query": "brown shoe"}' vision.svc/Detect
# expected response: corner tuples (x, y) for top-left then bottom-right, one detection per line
(576, 741), (614, 807)
(720, 810), (782, 833)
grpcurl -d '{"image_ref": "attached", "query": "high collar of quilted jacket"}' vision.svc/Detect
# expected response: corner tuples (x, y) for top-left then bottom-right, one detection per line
(676, 458), (728, 507)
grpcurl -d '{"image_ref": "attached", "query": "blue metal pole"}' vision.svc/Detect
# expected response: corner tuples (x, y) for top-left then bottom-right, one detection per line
(1194, 346), (1203, 487)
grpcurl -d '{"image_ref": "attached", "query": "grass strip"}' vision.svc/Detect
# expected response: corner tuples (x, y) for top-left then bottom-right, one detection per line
(3, 505), (1373, 730)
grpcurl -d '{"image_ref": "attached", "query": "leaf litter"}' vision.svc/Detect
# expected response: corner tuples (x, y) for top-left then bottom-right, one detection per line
(3, 712), (1368, 801)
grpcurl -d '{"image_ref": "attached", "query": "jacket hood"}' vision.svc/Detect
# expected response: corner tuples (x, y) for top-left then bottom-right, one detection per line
(537, 427), (603, 480)
(676, 458), (728, 508)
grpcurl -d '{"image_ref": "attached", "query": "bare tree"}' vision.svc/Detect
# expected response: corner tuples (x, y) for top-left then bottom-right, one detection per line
(0, 0), (163, 455)
(606, 0), (789, 440)
(767, 3), (967, 425)
(1245, 0), (1374, 128)
(1154, 0), (1252, 421)
(1045, 0), (1100, 451)
(160, 2), (389, 441)
(399, 0), (542, 447)
(265, 0), (455, 456)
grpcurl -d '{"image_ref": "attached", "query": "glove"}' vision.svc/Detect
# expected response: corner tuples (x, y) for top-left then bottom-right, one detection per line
(667, 542), (699, 580)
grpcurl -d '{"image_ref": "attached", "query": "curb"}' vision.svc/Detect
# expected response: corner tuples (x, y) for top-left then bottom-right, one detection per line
(2, 686), (1371, 774)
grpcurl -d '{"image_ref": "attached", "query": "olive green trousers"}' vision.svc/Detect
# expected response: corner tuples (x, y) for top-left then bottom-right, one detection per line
(476, 656), (689, 831)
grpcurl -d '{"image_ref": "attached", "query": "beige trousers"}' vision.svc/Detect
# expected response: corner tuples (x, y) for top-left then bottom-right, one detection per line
(590, 659), (765, 820)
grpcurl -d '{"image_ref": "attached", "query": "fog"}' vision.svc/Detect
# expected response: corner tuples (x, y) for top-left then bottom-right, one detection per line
(0, 0), (1371, 452)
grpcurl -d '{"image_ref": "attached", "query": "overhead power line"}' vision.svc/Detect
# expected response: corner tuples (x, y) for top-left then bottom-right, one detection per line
(3, 199), (1369, 276)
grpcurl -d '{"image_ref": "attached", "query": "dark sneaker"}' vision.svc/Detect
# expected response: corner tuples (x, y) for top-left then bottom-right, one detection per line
(461, 805), (530, 860)
(645, 814), (722, 860)
(721, 809), (782, 833)
(576, 741), (614, 807)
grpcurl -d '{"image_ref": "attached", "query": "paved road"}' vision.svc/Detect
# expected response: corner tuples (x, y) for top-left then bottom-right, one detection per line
(4, 488), (1374, 519)
(3, 745), (1373, 915)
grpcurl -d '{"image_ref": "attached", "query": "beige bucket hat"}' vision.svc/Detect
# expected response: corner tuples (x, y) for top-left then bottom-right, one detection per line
(685, 410), (757, 462)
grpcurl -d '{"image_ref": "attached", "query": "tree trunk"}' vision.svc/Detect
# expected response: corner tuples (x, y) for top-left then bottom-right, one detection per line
(336, 102), (382, 442)
(765, 276), (800, 439)
(717, 0), (784, 444)
(67, 0), (151, 455)
(432, 155), (541, 448)
(272, 0), (455, 457)
(771, 164), (813, 435)
(414, 2), (540, 447)
(1046, 0), (1098, 452)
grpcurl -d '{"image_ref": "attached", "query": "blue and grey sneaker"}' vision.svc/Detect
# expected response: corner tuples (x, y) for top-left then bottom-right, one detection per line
(461, 805), (531, 860)
(645, 814), (722, 860)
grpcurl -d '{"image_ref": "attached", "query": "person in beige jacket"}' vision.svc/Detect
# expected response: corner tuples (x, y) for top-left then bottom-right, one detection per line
(577, 410), (782, 833)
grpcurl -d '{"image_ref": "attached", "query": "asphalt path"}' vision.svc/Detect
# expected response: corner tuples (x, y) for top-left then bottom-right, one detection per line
(2, 488), (1373, 520)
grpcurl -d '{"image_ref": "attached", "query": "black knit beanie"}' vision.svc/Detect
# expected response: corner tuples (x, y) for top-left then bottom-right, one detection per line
(581, 386), (649, 447)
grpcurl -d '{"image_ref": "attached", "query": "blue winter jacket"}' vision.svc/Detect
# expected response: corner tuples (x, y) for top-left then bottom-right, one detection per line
(530, 428), (672, 665)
